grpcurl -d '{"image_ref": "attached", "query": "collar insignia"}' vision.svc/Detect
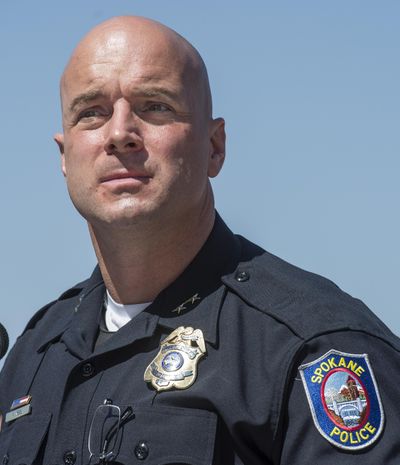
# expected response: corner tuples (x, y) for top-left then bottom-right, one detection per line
(299, 349), (384, 451)
(172, 294), (201, 315)
(144, 326), (206, 392)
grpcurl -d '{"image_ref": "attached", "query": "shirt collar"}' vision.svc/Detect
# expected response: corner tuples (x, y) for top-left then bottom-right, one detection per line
(37, 212), (241, 352)
(150, 212), (241, 345)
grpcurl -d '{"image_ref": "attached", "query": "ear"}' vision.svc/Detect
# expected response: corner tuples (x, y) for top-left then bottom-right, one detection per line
(54, 133), (66, 177)
(208, 117), (226, 178)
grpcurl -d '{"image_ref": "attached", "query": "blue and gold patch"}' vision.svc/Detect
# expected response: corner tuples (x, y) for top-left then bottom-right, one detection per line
(299, 350), (384, 451)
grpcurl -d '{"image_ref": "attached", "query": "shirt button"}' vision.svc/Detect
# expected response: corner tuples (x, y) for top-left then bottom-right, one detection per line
(134, 441), (149, 460)
(63, 451), (76, 465)
(82, 362), (94, 377)
(235, 270), (250, 282)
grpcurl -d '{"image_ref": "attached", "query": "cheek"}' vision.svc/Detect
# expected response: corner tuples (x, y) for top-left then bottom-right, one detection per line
(150, 126), (208, 181)
(63, 132), (102, 174)
(63, 151), (96, 198)
(151, 125), (191, 153)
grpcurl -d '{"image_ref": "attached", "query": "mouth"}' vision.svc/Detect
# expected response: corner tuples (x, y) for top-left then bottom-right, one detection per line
(100, 171), (152, 184)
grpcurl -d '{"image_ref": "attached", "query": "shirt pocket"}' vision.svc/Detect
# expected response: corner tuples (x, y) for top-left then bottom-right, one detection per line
(117, 405), (217, 465)
(0, 413), (51, 465)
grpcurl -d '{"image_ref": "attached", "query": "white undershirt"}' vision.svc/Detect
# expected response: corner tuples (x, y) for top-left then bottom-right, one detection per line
(105, 290), (152, 332)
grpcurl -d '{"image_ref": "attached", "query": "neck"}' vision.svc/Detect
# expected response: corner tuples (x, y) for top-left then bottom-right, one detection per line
(89, 207), (216, 304)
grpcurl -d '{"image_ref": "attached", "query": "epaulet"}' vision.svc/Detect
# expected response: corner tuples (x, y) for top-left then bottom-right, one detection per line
(20, 279), (88, 335)
(21, 300), (58, 335)
(223, 236), (397, 345)
(57, 278), (88, 300)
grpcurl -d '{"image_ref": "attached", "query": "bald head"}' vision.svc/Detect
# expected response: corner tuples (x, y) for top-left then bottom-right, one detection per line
(61, 16), (212, 118)
(54, 14), (226, 242)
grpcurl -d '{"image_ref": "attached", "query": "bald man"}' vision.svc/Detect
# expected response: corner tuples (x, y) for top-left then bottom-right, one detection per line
(0, 16), (400, 465)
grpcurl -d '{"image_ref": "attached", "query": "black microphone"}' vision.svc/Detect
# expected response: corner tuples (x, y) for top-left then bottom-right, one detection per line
(0, 323), (9, 360)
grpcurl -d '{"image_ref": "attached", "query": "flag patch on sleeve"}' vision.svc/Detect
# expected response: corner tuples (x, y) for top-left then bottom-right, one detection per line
(298, 349), (384, 451)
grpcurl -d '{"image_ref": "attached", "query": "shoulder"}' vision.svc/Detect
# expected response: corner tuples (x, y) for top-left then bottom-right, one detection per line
(20, 276), (91, 336)
(222, 235), (399, 348)
(20, 265), (105, 337)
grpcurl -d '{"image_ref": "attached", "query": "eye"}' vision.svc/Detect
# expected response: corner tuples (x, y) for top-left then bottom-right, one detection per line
(81, 110), (99, 118)
(72, 107), (110, 128)
(144, 102), (172, 113)
(77, 108), (105, 120)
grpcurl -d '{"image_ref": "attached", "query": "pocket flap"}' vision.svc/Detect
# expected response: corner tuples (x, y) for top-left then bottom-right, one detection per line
(0, 413), (51, 464)
(117, 406), (217, 465)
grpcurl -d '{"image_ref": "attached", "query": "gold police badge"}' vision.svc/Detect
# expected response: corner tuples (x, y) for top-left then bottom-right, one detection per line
(144, 326), (206, 392)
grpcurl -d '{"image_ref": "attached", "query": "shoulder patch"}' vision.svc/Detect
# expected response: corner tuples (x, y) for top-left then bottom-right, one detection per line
(298, 349), (384, 451)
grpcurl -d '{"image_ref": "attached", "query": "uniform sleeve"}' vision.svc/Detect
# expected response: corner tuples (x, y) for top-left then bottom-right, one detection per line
(278, 330), (400, 464)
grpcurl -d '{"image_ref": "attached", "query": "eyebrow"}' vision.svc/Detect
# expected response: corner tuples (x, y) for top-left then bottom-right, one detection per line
(67, 85), (181, 114)
(68, 89), (105, 113)
(132, 86), (180, 101)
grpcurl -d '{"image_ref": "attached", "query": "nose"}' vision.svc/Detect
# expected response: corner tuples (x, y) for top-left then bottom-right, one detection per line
(104, 101), (144, 155)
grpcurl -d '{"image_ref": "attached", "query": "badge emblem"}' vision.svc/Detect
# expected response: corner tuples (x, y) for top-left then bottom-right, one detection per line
(144, 326), (206, 392)
(299, 350), (384, 451)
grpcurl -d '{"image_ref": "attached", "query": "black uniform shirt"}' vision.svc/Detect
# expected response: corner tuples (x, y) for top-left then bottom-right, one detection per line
(0, 214), (399, 464)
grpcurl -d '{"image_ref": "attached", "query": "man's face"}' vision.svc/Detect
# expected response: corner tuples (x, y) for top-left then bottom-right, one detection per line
(55, 23), (225, 229)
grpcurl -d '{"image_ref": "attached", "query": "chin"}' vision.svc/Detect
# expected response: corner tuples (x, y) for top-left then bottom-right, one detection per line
(87, 199), (162, 228)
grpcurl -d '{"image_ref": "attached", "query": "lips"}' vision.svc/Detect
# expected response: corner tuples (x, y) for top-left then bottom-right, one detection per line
(100, 171), (151, 183)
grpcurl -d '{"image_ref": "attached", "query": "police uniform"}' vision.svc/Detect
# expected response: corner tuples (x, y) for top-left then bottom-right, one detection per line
(0, 214), (399, 464)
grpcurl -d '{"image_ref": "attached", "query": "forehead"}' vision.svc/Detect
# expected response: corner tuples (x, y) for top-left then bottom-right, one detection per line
(62, 28), (198, 103)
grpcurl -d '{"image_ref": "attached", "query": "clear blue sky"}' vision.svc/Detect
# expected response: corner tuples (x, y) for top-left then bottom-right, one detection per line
(1, 1), (399, 361)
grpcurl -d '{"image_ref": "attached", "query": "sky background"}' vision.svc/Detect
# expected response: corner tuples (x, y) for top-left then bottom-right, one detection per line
(0, 1), (399, 365)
